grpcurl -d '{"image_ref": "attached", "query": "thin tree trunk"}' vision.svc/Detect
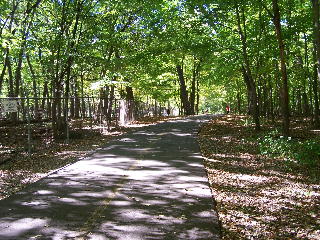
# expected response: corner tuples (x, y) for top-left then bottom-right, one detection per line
(42, 81), (49, 118)
(74, 80), (80, 119)
(303, 34), (312, 117)
(70, 83), (75, 118)
(311, 0), (320, 127)
(52, 50), (61, 138)
(14, 0), (40, 113)
(236, 4), (260, 130)
(7, 56), (18, 122)
(1, 2), (19, 94)
(176, 65), (192, 115)
(125, 86), (135, 122)
(189, 58), (200, 115)
(52, 1), (69, 138)
(0, 49), (9, 94)
(196, 76), (200, 115)
(237, 91), (241, 114)
(106, 84), (115, 127)
(272, 0), (290, 136)
(103, 86), (109, 116)
(268, 77), (275, 122)
(81, 74), (86, 118)
(26, 54), (40, 120)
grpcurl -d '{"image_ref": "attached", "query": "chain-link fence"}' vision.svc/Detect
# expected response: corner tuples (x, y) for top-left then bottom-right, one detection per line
(0, 97), (111, 122)
(0, 97), (177, 125)
(0, 96), (178, 157)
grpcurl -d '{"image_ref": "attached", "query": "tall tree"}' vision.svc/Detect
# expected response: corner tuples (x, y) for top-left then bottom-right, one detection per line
(311, 0), (320, 127)
(235, 2), (260, 130)
(272, 0), (290, 136)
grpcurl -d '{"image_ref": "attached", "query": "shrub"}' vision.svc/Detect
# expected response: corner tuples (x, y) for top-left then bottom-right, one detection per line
(259, 131), (320, 167)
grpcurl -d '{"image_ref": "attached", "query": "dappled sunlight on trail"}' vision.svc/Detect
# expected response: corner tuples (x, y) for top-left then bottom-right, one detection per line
(0, 115), (220, 240)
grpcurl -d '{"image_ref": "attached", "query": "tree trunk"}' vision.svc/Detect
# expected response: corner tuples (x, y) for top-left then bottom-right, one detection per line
(272, 0), (290, 136)
(176, 65), (192, 115)
(52, 49), (63, 139)
(106, 85), (115, 127)
(311, 0), (320, 127)
(1, 2), (19, 95)
(103, 86), (109, 116)
(81, 74), (86, 118)
(268, 77), (275, 122)
(75, 80), (81, 119)
(6, 55), (18, 122)
(26, 54), (40, 120)
(237, 91), (241, 114)
(303, 34), (312, 117)
(125, 86), (135, 122)
(41, 81), (49, 119)
(196, 76), (200, 115)
(236, 4), (260, 130)
(0, 49), (9, 94)
(189, 58), (200, 115)
(262, 77), (268, 116)
(297, 90), (302, 115)
(70, 83), (75, 118)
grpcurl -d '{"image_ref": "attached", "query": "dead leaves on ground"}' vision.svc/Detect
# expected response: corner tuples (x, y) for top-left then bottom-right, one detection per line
(0, 121), (125, 200)
(198, 115), (320, 240)
(0, 116), (172, 200)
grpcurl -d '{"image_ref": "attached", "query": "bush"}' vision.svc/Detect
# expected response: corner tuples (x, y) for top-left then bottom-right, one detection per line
(259, 131), (320, 167)
(293, 139), (320, 166)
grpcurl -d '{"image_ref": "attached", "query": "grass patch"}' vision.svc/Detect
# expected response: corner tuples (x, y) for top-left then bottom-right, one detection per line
(259, 130), (320, 168)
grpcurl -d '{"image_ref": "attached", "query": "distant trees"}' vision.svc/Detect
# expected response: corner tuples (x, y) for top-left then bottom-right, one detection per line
(195, 0), (320, 135)
(0, 0), (319, 137)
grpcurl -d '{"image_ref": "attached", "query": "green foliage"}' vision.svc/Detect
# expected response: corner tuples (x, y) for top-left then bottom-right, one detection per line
(259, 131), (320, 167)
(200, 85), (227, 113)
(0, 0), (318, 121)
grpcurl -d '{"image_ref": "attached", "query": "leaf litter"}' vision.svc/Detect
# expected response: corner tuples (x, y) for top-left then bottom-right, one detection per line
(0, 117), (173, 200)
(3, 115), (319, 239)
(198, 115), (320, 240)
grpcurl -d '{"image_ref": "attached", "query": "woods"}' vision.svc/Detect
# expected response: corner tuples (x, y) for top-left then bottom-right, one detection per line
(0, 0), (320, 135)
(0, 1), (319, 239)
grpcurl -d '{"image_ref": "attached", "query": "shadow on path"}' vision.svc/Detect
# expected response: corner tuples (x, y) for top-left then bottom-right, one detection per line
(0, 115), (221, 240)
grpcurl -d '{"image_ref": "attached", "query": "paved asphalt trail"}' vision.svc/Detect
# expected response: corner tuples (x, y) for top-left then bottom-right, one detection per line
(0, 115), (221, 240)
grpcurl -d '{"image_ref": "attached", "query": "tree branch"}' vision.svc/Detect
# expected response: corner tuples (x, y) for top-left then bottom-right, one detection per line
(257, 0), (274, 19)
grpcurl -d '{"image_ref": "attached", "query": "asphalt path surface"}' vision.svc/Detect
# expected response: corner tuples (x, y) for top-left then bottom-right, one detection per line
(0, 115), (221, 240)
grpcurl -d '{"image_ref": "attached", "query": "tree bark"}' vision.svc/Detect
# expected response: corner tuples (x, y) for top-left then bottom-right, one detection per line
(26, 54), (40, 120)
(272, 0), (290, 136)
(311, 0), (320, 127)
(52, 1), (68, 138)
(196, 76), (200, 115)
(125, 86), (135, 122)
(236, 4), (260, 130)
(190, 58), (201, 115)
(42, 81), (49, 118)
(0, 49), (9, 94)
(268, 77), (275, 122)
(63, 1), (82, 140)
(106, 84), (115, 127)
(176, 65), (192, 115)
(81, 73), (86, 118)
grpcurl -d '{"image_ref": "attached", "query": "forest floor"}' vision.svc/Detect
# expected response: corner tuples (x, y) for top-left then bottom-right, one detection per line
(1, 115), (319, 239)
(0, 116), (170, 200)
(198, 115), (320, 240)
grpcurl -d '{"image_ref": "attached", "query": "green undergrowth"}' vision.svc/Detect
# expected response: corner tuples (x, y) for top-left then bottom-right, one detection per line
(258, 129), (320, 171)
